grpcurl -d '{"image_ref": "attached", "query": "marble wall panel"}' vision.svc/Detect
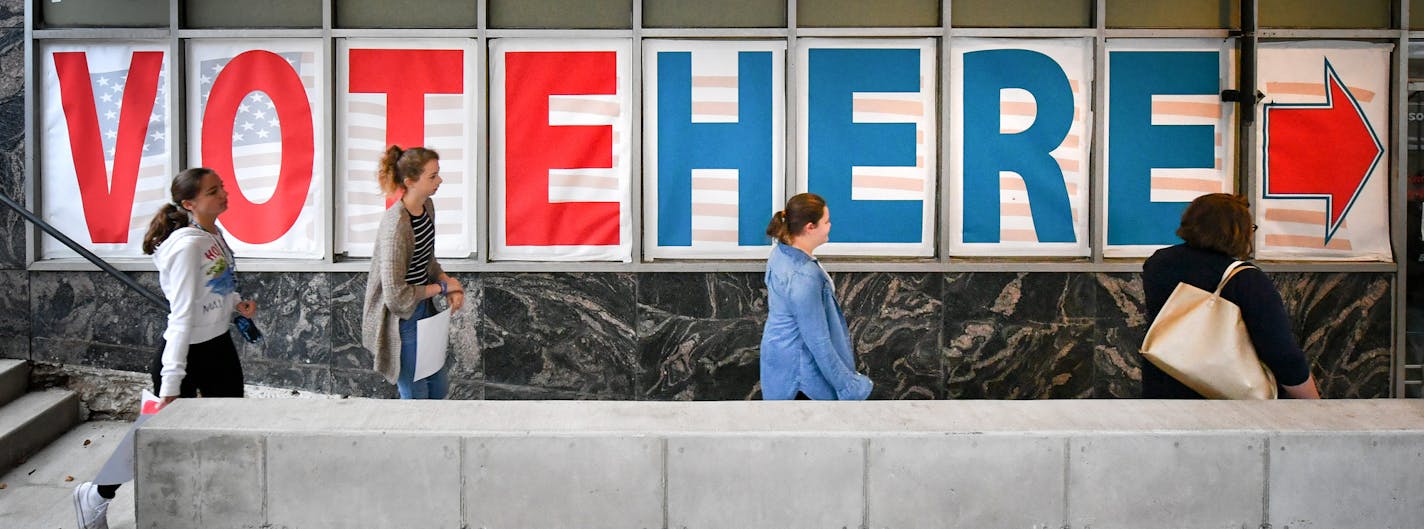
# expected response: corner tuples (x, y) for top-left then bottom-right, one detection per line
(638, 273), (764, 401)
(328, 270), (481, 398)
(329, 272), (369, 371)
(329, 366), (398, 399)
(237, 359), (333, 395)
(943, 273), (1097, 399)
(836, 272), (943, 399)
(232, 273), (331, 368)
(480, 380), (606, 400)
(1272, 272), (1391, 398)
(11, 267), (1405, 401)
(31, 271), (166, 371)
(0, 0), (19, 28)
(331, 272), (483, 375)
(1093, 273), (1147, 398)
(945, 319), (1097, 399)
(444, 272), (482, 382)
(479, 272), (638, 399)
(944, 271), (1098, 324)
(0, 29), (26, 270)
(0, 269), (26, 358)
(445, 378), (485, 400)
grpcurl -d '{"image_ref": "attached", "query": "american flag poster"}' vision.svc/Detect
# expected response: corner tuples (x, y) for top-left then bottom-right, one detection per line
(950, 38), (1092, 257)
(643, 40), (785, 260)
(490, 39), (633, 262)
(1255, 41), (1392, 261)
(1102, 39), (1237, 258)
(797, 39), (937, 257)
(187, 40), (326, 259)
(337, 39), (477, 259)
(40, 42), (172, 259)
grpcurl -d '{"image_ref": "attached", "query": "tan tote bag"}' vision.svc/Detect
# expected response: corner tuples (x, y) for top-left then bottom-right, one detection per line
(1141, 260), (1278, 400)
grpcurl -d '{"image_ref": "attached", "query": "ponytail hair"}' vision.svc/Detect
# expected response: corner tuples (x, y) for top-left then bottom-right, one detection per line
(765, 193), (827, 245)
(377, 145), (440, 196)
(142, 167), (212, 254)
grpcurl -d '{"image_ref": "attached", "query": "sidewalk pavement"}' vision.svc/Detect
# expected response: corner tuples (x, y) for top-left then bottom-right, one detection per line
(0, 421), (136, 529)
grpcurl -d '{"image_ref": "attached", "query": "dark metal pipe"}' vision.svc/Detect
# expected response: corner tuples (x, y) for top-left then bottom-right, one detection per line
(0, 190), (169, 311)
(1240, 0), (1257, 125)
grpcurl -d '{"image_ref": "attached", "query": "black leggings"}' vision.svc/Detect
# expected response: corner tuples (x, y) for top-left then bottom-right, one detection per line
(97, 332), (244, 499)
(149, 332), (245, 399)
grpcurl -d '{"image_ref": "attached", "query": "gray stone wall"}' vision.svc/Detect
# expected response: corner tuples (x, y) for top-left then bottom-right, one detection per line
(7, 270), (1395, 400)
(1, 2), (31, 364)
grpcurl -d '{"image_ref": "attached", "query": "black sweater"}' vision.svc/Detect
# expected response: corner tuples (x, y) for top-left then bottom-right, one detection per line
(1140, 244), (1313, 398)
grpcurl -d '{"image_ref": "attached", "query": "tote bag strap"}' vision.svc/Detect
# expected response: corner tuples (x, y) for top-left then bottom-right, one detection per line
(1212, 260), (1256, 298)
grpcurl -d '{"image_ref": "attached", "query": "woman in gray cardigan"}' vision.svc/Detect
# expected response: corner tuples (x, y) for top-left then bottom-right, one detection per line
(361, 145), (465, 399)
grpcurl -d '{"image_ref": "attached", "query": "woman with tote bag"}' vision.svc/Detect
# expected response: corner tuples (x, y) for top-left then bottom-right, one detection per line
(1140, 193), (1320, 399)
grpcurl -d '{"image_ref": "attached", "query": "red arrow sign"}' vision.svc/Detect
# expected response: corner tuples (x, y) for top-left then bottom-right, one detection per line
(1262, 60), (1382, 243)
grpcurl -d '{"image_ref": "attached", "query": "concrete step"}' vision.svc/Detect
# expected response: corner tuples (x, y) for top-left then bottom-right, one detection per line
(0, 389), (81, 473)
(0, 359), (28, 408)
(0, 421), (138, 529)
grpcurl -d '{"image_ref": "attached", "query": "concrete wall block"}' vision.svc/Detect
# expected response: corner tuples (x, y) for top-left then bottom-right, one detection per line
(134, 429), (265, 529)
(1067, 433), (1266, 529)
(667, 435), (865, 529)
(464, 435), (664, 529)
(266, 433), (461, 529)
(867, 434), (1066, 529)
(1268, 432), (1424, 529)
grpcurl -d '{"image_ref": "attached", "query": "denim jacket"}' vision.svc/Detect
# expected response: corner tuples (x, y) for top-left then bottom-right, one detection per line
(760, 243), (873, 400)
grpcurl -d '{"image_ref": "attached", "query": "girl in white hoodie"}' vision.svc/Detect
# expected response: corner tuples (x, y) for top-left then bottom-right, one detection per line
(144, 167), (259, 401)
(74, 167), (258, 529)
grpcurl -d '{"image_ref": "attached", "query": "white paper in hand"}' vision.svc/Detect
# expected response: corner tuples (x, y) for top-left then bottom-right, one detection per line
(414, 307), (451, 380)
(93, 390), (164, 486)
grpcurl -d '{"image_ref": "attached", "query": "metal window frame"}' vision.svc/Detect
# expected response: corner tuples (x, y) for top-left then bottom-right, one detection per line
(19, 0), (1417, 396)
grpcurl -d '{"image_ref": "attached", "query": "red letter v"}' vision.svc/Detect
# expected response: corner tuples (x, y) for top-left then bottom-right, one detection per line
(52, 51), (164, 243)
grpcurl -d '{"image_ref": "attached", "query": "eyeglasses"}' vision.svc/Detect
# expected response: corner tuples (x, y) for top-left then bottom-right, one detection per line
(1251, 224), (1259, 232)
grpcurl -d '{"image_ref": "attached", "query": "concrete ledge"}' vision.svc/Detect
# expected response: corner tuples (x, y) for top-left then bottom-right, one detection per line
(135, 400), (1424, 529)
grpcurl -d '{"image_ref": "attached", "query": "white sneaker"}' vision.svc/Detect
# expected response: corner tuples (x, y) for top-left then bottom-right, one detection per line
(72, 481), (110, 529)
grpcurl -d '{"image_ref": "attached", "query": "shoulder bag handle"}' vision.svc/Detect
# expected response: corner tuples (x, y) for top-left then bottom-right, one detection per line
(1212, 260), (1256, 298)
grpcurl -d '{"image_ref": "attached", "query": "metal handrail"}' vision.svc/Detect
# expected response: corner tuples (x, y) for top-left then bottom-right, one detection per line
(0, 190), (169, 310)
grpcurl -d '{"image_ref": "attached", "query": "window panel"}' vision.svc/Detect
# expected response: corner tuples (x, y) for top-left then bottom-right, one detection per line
(489, 0), (631, 29)
(1259, 0), (1392, 29)
(183, 0), (322, 28)
(40, 0), (169, 28)
(335, 0), (478, 29)
(798, 0), (939, 28)
(950, 0), (1092, 28)
(1106, 0), (1239, 29)
(643, 0), (787, 28)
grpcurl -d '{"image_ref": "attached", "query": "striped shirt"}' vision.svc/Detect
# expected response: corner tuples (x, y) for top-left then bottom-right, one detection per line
(404, 209), (435, 285)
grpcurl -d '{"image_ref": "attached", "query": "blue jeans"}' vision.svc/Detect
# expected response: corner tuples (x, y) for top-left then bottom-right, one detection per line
(397, 299), (449, 399)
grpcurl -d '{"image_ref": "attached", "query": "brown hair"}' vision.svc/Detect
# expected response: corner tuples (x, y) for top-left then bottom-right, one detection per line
(765, 193), (827, 245)
(1176, 193), (1254, 259)
(142, 168), (213, 255)
(377, 145), (440, 195)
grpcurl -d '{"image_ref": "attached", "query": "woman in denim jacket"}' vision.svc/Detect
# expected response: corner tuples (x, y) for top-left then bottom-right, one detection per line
(760, 193), (873, 400)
